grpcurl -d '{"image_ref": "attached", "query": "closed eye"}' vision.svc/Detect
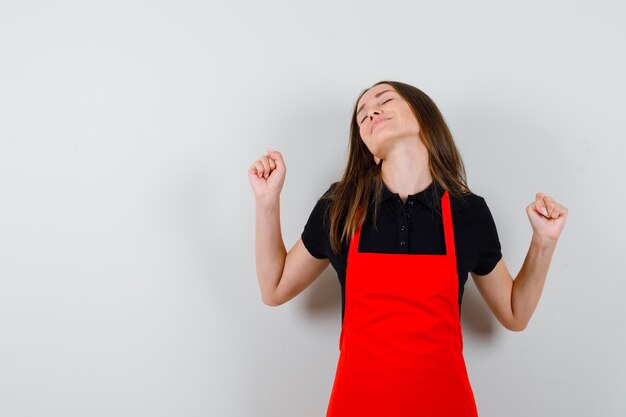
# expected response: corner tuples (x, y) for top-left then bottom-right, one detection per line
(360, 99), (392, 123)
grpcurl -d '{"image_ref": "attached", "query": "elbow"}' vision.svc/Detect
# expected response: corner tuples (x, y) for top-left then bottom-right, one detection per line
(262, 292), (283, 307)
(506, 318), (528, 332)
(262, 295), (278, 306)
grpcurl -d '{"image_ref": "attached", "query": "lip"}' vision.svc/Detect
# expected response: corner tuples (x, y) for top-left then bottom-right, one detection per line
(371, 118), (390, 133)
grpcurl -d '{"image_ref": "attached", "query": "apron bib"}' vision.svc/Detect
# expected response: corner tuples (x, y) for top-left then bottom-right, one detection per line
(326, 190), (479, 416)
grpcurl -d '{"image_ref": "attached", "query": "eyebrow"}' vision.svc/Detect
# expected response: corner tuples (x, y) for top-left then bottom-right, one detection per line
(357, 89), (395, 118)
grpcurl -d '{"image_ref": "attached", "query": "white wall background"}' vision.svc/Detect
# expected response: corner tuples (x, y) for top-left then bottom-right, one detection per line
(0, 0), (624, 416)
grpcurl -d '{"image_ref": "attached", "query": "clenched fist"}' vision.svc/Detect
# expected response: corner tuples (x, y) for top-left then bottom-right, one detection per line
(526, 192), (568, 246)
(248, 148), (286, 200)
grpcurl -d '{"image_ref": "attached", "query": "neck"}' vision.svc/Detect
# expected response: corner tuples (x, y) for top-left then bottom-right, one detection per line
(380, 143), (432, 203)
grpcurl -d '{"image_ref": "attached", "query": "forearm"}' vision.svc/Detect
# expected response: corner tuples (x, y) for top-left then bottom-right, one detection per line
(511, 234), (557, 329)
(255, 195), (287, 305)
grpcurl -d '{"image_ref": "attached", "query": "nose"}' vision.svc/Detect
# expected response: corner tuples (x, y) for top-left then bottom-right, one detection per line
(367, 109), (381, 120)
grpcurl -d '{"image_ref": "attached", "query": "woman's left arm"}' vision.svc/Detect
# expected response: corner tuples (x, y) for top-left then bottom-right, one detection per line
(471, 192), (569, 331)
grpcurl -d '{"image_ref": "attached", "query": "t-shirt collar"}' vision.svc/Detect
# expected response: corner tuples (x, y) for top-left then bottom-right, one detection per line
(379, 178), (443, 210)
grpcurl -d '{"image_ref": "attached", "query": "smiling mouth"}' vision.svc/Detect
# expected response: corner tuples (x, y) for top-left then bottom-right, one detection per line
(371, 119), (388, 132)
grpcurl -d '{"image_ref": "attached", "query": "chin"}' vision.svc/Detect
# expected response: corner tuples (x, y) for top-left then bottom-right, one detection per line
(371, 133), (397, 152)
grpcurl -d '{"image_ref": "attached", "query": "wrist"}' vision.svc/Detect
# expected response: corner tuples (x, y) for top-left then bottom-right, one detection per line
(531, 233), (557, 250)
(255, 194), (280, 208)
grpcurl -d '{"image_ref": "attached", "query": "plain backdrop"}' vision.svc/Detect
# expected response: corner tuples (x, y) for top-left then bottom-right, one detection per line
(0, 0), (624, 416)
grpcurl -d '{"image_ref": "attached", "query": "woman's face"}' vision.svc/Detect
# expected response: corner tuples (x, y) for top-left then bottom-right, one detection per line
(355, 84), (421, 163)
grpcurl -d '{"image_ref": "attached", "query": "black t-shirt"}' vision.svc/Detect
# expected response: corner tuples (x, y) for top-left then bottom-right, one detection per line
(301, 180), (502, 322)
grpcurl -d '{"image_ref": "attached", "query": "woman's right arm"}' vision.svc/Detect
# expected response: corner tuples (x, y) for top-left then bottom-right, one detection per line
(249, 149), (330, 306)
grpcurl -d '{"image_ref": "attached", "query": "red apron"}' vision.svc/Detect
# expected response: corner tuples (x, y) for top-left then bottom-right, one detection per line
(326, 190), (479, 416)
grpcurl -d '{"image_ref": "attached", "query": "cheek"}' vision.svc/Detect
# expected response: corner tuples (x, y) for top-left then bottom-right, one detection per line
(395, 107), (418, 130)
(360, 135), (376, 152)
(359, 126), (369, 141)
(400, 115), (420, 132)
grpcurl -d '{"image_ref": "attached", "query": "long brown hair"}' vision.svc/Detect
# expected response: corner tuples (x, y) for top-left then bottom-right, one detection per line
(321, 80), (473, 256)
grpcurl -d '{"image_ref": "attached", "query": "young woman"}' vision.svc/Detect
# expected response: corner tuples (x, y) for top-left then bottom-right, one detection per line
(248, 80), (568, 416)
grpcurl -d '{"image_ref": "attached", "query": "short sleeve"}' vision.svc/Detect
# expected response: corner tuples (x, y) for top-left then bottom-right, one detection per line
(472, 197), (503, 276)
(301, 183), (336, 260)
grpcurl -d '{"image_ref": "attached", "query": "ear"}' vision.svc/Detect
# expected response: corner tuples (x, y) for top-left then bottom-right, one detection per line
(374, 155), (381, 165)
